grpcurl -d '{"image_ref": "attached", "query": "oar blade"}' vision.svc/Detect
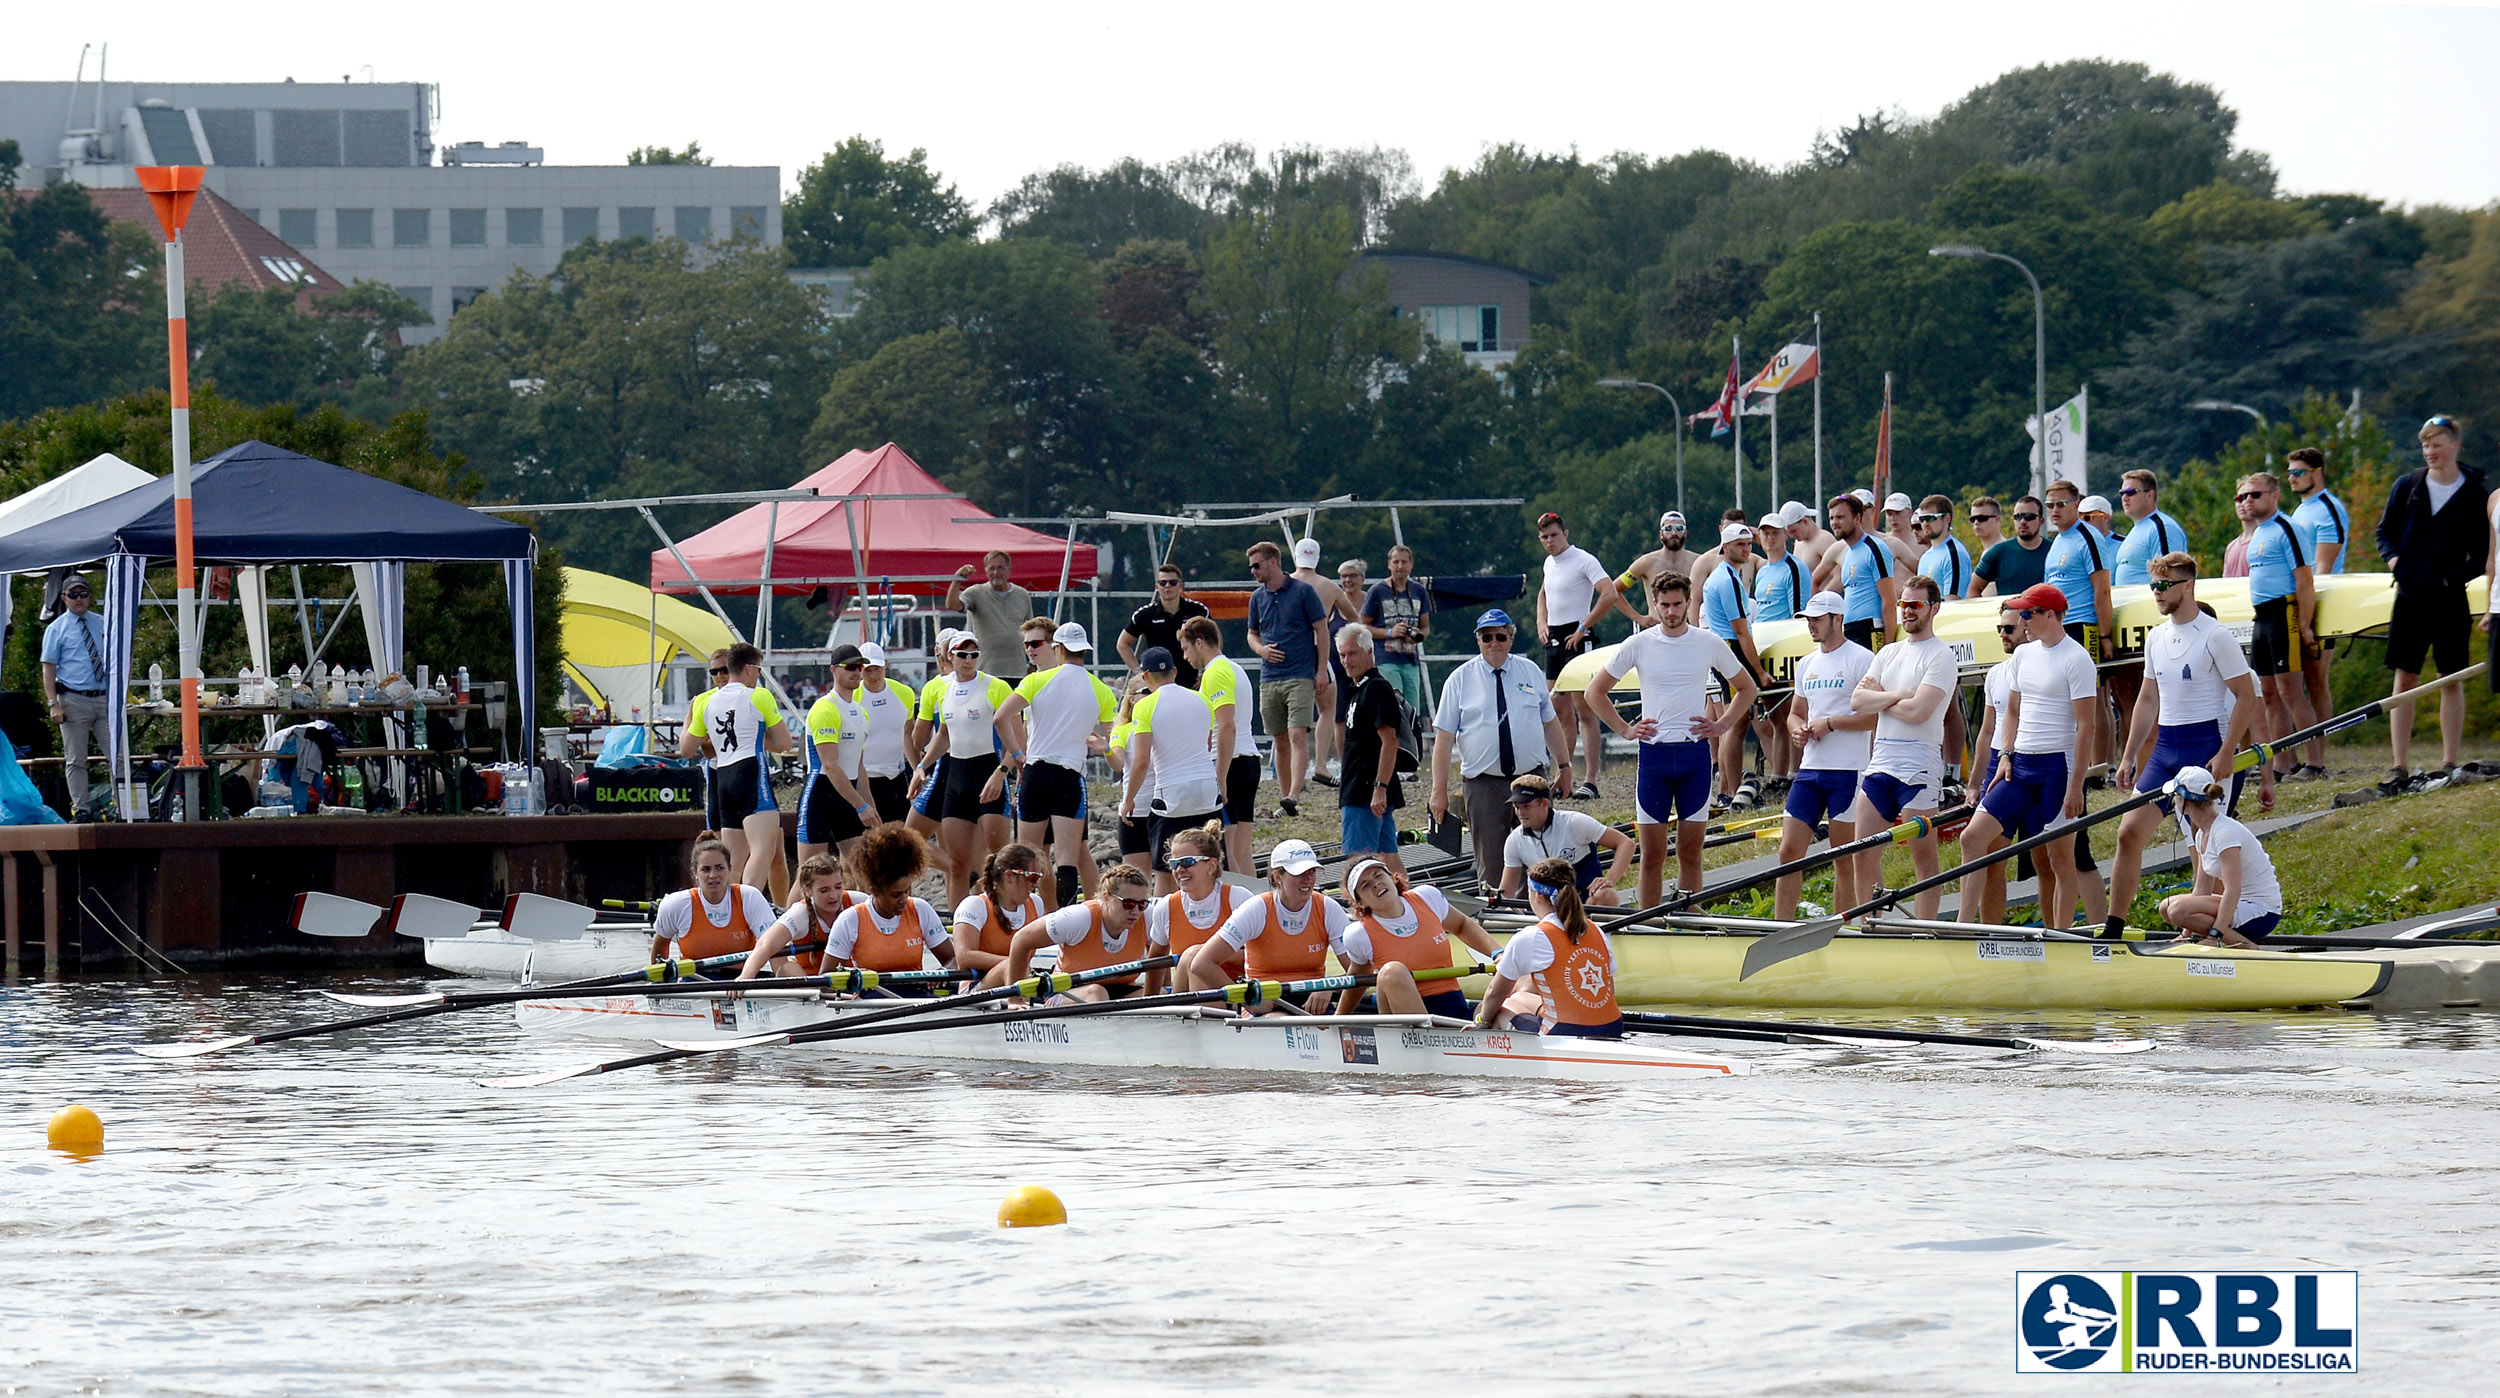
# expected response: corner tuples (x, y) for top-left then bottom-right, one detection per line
(131, 1034), (255, 1060)
(1738, 917), (1844, 980)
(653, 1032), (795, 1054)
(479, 1061), (608, 1090)
(292, 891), (386, 938)
(314, 990), (446, 1008)
(503, 893), (597, 942)
(390, 893), (484, 940)
(2018, 1036), (2158, 1055)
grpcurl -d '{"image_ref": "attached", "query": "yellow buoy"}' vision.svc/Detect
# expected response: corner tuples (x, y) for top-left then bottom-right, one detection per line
(47, 1104), (104, 1156)
(997, 1185), (1066, 1229)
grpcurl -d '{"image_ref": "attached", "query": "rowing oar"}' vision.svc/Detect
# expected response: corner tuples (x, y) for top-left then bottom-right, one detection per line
(1581, 805), (1975, 936)
(601, 898), (657, 914)
(1617, 1010), (2155, 1055)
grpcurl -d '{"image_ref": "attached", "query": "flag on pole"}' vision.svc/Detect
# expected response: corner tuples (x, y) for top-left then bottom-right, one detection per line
(1871, 372), (1893, 505)
(1742, 340), (1821, 400)
(2026, 387), (2089, 493)
(1691, 348), (1742, 438)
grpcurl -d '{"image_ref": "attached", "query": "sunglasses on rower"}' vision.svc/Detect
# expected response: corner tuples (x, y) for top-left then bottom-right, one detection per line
(1113, 895), (1151, 912)
(2011, 511), (2040, 521)
(708, 666), (729, 677)
(1995, 623), (2020, 636)
(2235, 490), (2268, 502)
(1169, 854), (1215, 872)
(2150, 578), (2186, 593)
(1970, 513), (1998, 524)
(1915, 512), (1943, 524)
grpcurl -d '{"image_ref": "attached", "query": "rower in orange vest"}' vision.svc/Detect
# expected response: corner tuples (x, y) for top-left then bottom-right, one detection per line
(1142, 821), (1244, 993)
(1005, 863), (1158, 1004)
(1182, 838), (1350, 1014)
(1474, 855), (1625, 1039)
(738, 854), (867, 978)
(819, 826), (953, 996)
(650, 832), (779, 968)
(1335, 858), (1499, 1020)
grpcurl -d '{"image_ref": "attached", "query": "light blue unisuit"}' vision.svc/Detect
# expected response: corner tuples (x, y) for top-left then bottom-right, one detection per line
(2043, 523), (2112, 623)
(2112, 508), (2187, 585)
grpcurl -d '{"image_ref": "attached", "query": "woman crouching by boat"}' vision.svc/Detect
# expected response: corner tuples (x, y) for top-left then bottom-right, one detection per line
(737, 854), (866, 979)
(1005, 863), (1154, 1004)
(2157, 765), (2284, 949)
(953, 842), (1048, 988)
(1474, 856), (1624, 1039)
(820, 825), (953, 995)
(1143, 822), (1243, 994)
(650, 831), (780, 971)
(1335, 858), (1497, 1020)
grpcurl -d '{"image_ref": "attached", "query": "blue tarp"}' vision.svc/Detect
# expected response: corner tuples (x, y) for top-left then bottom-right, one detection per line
(1, 742), (63, 825)
(0, 440), (534, 570)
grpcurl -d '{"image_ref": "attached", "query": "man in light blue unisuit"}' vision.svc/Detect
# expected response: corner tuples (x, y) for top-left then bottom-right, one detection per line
(2241, 469), (2318, 784)
(2041, 481), (2116, 781)
(1913, 494), (1974, 599)
(2284, 445), (2349, 778)
(2111, 468), (2189, 587)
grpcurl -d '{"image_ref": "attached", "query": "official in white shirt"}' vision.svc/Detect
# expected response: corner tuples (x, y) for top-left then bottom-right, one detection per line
(1428, 608), (1573, 887)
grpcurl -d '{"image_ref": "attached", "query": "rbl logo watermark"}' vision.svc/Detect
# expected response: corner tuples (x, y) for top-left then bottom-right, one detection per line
(2016, 1271), (2357, 1373)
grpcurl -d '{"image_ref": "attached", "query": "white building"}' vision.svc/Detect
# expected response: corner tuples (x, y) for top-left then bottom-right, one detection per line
(0, 76), (780, 342)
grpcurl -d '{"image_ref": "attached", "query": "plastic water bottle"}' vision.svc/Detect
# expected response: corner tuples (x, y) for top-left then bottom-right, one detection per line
(456, 666), (470, 704)
(259, 776), (287, 808)
(147, 663), (164, 702)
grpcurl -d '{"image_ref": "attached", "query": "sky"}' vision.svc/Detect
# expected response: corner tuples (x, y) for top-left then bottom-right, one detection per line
(12, 0), (2498, 213)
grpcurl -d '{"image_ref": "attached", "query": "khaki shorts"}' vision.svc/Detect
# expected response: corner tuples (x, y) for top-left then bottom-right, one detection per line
(1260, 676), (1318, 735)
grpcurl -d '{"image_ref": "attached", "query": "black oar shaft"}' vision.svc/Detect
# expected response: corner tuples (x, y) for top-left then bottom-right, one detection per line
(1621, 1010), (2032, 1051)
(1593, 806), (1972, 930)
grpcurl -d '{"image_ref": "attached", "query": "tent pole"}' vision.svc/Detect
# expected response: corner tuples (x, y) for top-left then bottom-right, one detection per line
(290, 566), (316, 661)
(639, 504), (793, 708)
(647, 582), (658, 744)
(759, 500), (779, 653)
(1389, 507), (1404, 547)
(1053, 520), (1079, 623)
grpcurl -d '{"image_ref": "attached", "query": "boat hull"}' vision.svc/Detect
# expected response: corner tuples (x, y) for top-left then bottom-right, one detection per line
(426, 929), (653, 981)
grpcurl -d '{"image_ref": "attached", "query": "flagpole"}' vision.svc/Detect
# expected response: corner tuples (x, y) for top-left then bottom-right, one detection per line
(1769, 393), (1780, 507)
(1811, 312), (1824, 522)
(1731, 334), (1743, 516)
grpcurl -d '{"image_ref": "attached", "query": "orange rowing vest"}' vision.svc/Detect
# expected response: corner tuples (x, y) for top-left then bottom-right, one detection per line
(1158, 884), (1242, 959)
(785, 892), (868, 975)
(843, 899), (939, 973)
(1054, 901), (1144, 986)
(1525, 916), (1619, 1028)
(1356, 890), (1458, 979)
(971, 891), (1045, 959)
(1243, 891), (1334, 981)
(674, 887), (761, 960)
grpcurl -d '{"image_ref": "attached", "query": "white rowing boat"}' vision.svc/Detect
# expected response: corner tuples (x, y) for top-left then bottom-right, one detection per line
(425, 924), (655, 981)
(513, 989), (1751, 1083)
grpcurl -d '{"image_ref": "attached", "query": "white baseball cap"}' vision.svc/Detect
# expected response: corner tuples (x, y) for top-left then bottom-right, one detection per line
(1720, 521), (1754, 544)
(1270, 838), (1322, 875)
(1884, 492), (1913, 512)
(1757, 514), (1783, 530)
(2169, 766), (2223, 803)
(856, 641), (888, 668)
(1851, 488), (1877, 507)
(2080, 494), (2113, 516)
(1781, 500), (1812, 524)
(1292, 538), (1322, 568)
(946, 630), (980, 654)
(1804, 590), (1848, 618)
(1052, 621), (1093, 652)
(1660, 510), (1688, 531)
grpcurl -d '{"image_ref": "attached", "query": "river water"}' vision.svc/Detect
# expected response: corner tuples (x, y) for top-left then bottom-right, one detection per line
(7, 976), (2498, 1395)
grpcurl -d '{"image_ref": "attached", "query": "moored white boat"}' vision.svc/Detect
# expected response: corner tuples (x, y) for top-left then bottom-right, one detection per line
(426, 924), (655, 981)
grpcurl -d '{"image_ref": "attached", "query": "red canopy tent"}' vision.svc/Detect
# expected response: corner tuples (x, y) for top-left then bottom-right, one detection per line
(649, 443), (1099, 597)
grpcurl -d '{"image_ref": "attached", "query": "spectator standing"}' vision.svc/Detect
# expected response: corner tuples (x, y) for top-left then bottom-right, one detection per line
(1245, 541), (1330, 817)
(38, 576), (108, 818)
(1335, 627), (1408, 878)
(1361, 544), (1434, 716)
(1117, 563), (1212, 687)
(946, 551), (1036, 680)
(1974, 496), (2050, 598)
(1295, 540), (1356, 787)
(2112, 470), (2189, 587)
(1534, 511), (1622, 799)
(1429, 610), (1571, 887)
(2376, 415), (2491, 785)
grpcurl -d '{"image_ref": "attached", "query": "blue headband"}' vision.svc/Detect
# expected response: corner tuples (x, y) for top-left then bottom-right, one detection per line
(1528, 878), (1565, 899)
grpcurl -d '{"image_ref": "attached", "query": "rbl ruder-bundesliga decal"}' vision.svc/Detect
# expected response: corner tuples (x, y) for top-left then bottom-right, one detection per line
(2016, 1271), (2358, 1373)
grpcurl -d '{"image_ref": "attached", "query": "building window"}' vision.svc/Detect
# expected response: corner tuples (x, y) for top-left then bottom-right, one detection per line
(673, 206), (713, 243)
(393, 287), (435, 325)
(451, 286), (489, 315)
(561, 207), (600, 246)
(393, 208), (431, 247)
(1416, 304), (1502, 354)
(617, 207), (656, 240)
(506, 208), (544, 247)
(275, 209), (317, 249)
(335, 208), (375, 248)
(731, 206), (766, 240)
(449, 208), (487, 247)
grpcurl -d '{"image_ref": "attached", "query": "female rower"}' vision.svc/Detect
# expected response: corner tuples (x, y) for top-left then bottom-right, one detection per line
(1107, 678), (1153, 878)
(1004, 863), (1155, 1003)
(953, 842), (1047, 987)
(649, 832), (779, 969)
(820, 825), (952, 995)
(1474, 856), (1624, 1039)
(2157, 765), (2283, 948)
(736, 854), (865, 979)
(1334, 857), (1498, 1019)
(1182, 838), (1349, 1014)
(914, 631), (1016, 912)
(1143, 821), (1245, 993)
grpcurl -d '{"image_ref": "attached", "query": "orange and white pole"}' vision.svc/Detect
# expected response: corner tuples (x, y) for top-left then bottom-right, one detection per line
(137, 166), (206, 799)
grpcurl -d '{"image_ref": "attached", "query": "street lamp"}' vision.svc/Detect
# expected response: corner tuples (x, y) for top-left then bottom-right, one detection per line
(1597, 378), (1685, 514)
(2190, 399), (2272, 465)
(1930, 243), (2046, 497)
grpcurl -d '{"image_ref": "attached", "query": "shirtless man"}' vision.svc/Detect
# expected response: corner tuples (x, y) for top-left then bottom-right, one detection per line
(1784, 500), (1838, 582)
(1879, 491), (1922, 571)
(1687, 507), (1760, 600)
(1609, 510), (1704, 624)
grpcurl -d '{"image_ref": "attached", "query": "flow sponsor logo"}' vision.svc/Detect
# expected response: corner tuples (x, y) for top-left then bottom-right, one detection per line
(2015, 1271), (2358, 1374)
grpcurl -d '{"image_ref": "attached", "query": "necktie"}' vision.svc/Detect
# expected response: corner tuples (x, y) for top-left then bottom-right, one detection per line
(1492, 662), (1516, 777)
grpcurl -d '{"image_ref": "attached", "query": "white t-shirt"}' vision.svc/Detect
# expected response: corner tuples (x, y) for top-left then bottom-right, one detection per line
(1541, 546), (1612, 628)
(652, 885), (779, 946)
(1503, 808), (1615, 875)
(827, 897), (950, 962)
(857, 680), (916, 777)
(771, 892), (867, 947)
(940, 673), (1013, 757)
(1602, 625), (1742, 743)
(1494, 921), (1616, 978)
(1133, 682), (1220, 813)
(1866, 634), (1958, 747)
(1215, 890), (1352, 952)
(2193, 814), (2282, 915)
(2145, 613), (2250, 728)
(1013, 663), (1117, 770)
(1146, 884), (1243, 948)
(1038, 902), (1150, 961)
(1337, 883), (1456, 966)
(2008, 636), (2100, 755)
(951, 891), (1042, 943)
(2427, 471), (2465, 514)
(1794, 640), (1876, 771)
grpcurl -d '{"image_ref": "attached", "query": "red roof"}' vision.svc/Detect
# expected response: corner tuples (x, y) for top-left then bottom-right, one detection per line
(650, 442), (1100, 597)
(68, 185), (345, 299)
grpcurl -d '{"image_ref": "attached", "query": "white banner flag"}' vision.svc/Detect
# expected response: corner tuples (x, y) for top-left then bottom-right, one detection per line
(2026, 387), (2088, 493)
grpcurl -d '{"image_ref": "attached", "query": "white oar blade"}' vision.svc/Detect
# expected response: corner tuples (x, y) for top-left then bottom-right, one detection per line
(292, 891), (386, 938)
(314, 990), (446, 1008)
(503, 893), (597, 942)
(1738, 917), (1844, 980)
(480, 1062), (606, 1089)
(131, 1034), (255, 1060)
(390, 893), (485, 940)
(2019, 1036), (2158, 1055)
(654, 1032), (795, 1053)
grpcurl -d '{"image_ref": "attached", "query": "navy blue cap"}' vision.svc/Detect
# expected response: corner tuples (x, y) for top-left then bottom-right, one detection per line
(1139, 645), (1176, 673)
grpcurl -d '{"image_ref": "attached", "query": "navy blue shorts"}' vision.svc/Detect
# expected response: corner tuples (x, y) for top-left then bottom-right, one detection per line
(1784, 767), (1860, 824)
(707, 758), (775, 827)
(2237, 911), (2281, 939)
(1634, 741), (1712, 825)
(2134, 721), (2241, 815)
(796, 772), (864, 846)
(1855, 769), (1935, 825)
(1570, 847), (1606, 893)
(1980, 750), (2068, 839)
(1421, 988), (1470, 1020)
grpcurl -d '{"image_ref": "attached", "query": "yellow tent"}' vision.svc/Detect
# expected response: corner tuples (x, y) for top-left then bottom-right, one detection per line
(558, 566), (742, 712)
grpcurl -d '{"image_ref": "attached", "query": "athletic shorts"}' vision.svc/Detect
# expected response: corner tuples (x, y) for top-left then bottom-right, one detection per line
(1259, 677), (1318, 734)
(1017, 759), (1087, 823)
(1710, 651), (1767, 711)
(2135, 720), (2241, 815)
(868, 773), (910, 824)
(2386, 583), (2471, 677)
(912, 758), (946, 818)
(1979, 750), (2069, 841)
(1854, 770), (1936, 825)
(2062, 621), (2103, 663)
(707, 758), (774, 827)
(1844, 618), (1876, 651)
(2249, 596), (2298, 677)
(1223, 752), (1262, 824)
(1634, 740), (1712, 825)
(1421, 988), (1470, 1020)
(1569, 846), (1606, 893)
(1543, 623), (1597, 683)
(939, 752), (1007, 823)
(1117, 810), (1154, 856)
(2232, 908), (2282, 940)
(1784, 767), (1860, 824)
(1150, 811), (1220, 871)
(1340, 804), (1401, 856)
(796, 772), (864, 846)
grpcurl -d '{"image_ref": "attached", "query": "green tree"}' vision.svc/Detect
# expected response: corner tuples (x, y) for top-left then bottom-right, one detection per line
(626, 142), (710, 166)
(0, 146), (162, 417)
(2146, 181), (2327, 258)
(2382, 206), (2500, 439)
(189, 281), (427, 414)
(1932, 60), (2275, 215)
(783, 137), (976, 268)
(801, 328), (999, 487)
(992, 159), (1209, 259)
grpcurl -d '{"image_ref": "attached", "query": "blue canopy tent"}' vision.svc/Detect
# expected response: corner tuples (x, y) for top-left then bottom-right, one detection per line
(0, 440), (537, 815)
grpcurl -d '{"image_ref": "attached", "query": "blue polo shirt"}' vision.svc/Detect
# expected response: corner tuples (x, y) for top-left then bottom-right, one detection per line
(1701, 561), (1751, 642)
(2043, 523), (2112, 624)
(1247, 575), (1327, 681)
(2246, 512), (2310, 604)
(1918, 538), (1975, 599)
(2292, 491), (2350, 574)
(41, 609), (109, 691)
(1842, 535), (1890, 625)
(2112, 509), (2186, 585)
(1753, 553), (1806, 622)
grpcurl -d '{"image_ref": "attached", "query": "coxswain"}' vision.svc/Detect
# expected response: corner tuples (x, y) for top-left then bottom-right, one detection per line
(1336, 857), (1497, 1019)
(2157, 767), (2284, 947)
(819, 825), (951, 995)
(738, 853), (866, 979)
(649, 831), (780, 969)
(1497, 773), (1632, 906)
(1182, 837), (1351, 1013)
(1142, 821), (1245, 993)
(1005, 862), (1157, 1003)
(1474, 856), (1624, 1038)
(954, 842), (1047, 987)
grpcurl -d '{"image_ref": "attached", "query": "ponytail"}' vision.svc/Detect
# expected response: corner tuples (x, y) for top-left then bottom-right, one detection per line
(690, 831), (733, 877)
(1526, 856), (1592, 944)
(1165, 820), (1224, 864)
(977, 841), (1044, 899)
